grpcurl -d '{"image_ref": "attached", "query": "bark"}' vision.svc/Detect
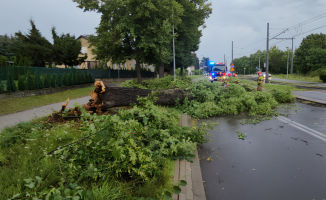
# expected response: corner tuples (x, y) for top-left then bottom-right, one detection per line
(159, 62), (164, 78)
(136, 60), (142, 84)
(170, 65), (174, 76)
(83, 81), (196, 113)
(179, 67), (183, 76)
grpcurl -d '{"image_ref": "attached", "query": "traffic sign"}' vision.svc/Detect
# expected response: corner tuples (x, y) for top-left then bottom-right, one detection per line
(230, 67), (235, 72)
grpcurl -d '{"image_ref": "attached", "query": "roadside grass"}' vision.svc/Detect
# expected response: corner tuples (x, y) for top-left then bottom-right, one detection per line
(0, 86), (95, 116)
(187, 75), (204, 80)
(273, 74), (322, 83)
(0, 114), (175, 200)
(239, 79), (308, 91)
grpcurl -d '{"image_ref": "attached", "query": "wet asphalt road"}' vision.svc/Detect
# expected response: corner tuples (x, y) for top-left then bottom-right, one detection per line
(198, 102), (326, 200)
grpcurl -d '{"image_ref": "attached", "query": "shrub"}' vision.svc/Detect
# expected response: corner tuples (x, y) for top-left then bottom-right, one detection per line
(272, 89), (296, 103)
(76, 70), (81, 84)
(6, 67), (17, 92)
(68, 72), (73, 86)
(26, 71), (36, 90)
(319, 70), (326, 83)
(18, 75), (26, 91)
(43, 74), (50, 88)
(0, 79), (4, 94)
(88, 73), (94, 83)
(38, 74), (44, 89)
(73, 71), (78, 85)
(56, 73), (62, 87)
(82, 73), (87, 84)
(50, 74), (56, 87)
(62, 73), (68, 86)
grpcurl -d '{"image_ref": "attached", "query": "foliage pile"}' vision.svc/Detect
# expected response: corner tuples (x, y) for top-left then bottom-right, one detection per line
(121, 75), (192, 91)
(0, 96), (213, 200)
(175, 80), (293, 118)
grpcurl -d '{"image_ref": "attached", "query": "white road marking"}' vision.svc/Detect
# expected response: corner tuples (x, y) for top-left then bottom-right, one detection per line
(277, 116), (326, 142)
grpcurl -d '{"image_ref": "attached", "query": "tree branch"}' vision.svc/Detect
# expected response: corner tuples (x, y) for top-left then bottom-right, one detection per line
(47, 126), (109, 155)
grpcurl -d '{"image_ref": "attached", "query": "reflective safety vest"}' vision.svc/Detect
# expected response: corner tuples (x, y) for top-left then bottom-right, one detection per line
(258, 76), (264, 84)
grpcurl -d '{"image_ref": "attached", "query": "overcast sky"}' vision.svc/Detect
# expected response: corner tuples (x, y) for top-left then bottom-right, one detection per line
(1, 0), (326, 67)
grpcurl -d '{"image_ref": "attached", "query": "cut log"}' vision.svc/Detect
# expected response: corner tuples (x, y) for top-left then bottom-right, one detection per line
(83, 81), (196, 113)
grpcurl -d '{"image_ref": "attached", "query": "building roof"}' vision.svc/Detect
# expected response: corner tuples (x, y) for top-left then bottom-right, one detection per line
(77, 35), (89, 40)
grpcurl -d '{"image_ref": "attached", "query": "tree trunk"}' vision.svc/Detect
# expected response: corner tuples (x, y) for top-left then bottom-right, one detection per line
(179, 67), (183, 76)
(170, 65), (174, 76)
(136, 60), (142, 84)
(159, 62), (164, 78)
(82, 81), (196, 114)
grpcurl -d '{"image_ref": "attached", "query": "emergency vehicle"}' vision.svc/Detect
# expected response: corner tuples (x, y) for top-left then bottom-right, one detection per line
(207, 61), (226, 82)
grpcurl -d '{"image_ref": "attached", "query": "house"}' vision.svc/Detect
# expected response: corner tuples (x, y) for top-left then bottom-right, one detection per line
(57, 35), (155, 72)
(186, 66), (195, 75)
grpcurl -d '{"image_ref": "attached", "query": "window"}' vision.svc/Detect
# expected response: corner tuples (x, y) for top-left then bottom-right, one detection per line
(81, 47), (87, 54)
(114, 64), (116, 69)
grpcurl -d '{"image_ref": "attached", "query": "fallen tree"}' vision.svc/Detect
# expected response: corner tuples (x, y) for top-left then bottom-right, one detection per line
(83, 81), (196, 114)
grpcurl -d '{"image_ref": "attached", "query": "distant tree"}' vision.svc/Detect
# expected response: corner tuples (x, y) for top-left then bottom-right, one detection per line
(51, 27), (87, 68)
(14, 20), (53, 67)
(294, 33), (326, 74)
(0, 34), (19, 57)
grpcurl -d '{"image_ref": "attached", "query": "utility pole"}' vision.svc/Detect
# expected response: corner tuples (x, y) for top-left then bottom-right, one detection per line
(251, 58), (252, 74)
(266, 23), (269, 84)
(291, 37), (294, 75)
(232, 41), (233, 64)
(259, 51), (260, 72)
(286, 47), (289, 78)
(173, 9), (176, 80)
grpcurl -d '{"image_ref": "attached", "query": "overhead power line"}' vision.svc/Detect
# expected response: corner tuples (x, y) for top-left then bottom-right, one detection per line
(237, 12), (326, 51)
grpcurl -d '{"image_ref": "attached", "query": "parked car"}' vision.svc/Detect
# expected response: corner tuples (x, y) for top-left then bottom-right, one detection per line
(261, 72), (271, 78)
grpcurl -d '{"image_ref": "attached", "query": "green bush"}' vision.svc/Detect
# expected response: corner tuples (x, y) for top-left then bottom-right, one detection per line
(82, 73), (87, 84)
(0, 79), (4, 94)
(18, 75), (26, 91)
(319, 70), (326, 83)
(73, 71), (78, 85)
(50, 74), (56, 87)
(26, 71), (36, 90)
(38, 74), (44, 89)
(6, 67), (17, 92)
(68, 72), (74, 86)
(43, 74), (50, 88)
(76, 70), (81, 84)
(88, 73), (94, 83)
(56, 73), (62, 87)
(62, 73), (68, 86)
(271, 89), (296, 103)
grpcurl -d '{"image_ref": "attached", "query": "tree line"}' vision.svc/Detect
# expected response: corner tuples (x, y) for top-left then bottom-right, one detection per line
(0, 20), (87, 68)
(233, 33), (326, 75)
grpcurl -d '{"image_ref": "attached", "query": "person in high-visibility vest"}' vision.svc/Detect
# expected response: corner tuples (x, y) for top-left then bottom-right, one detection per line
(257, 72), (263, 91)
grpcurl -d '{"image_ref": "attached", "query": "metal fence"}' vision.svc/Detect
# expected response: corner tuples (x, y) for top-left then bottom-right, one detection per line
(0, 66), (155, 92)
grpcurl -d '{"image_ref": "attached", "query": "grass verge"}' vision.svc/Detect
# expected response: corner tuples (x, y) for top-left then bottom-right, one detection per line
(273, 74), (322, 83)
(0, 86), (95, 116)
(240, 79), (308, 91)
(188, 75), (204, 80)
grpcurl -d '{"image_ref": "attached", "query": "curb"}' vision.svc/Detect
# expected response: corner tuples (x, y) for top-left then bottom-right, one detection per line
(173, 114), (206, 200)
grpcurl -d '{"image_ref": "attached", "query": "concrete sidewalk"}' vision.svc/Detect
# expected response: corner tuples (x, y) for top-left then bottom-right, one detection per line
(292, 90), (326, 104)
(173, 114), (206, 200)
(0, 96), (90, 131)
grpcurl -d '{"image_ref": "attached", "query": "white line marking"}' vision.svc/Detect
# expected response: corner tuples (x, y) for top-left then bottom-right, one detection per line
(277, 116), (326, 142)
(278, 116), (326, 139)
